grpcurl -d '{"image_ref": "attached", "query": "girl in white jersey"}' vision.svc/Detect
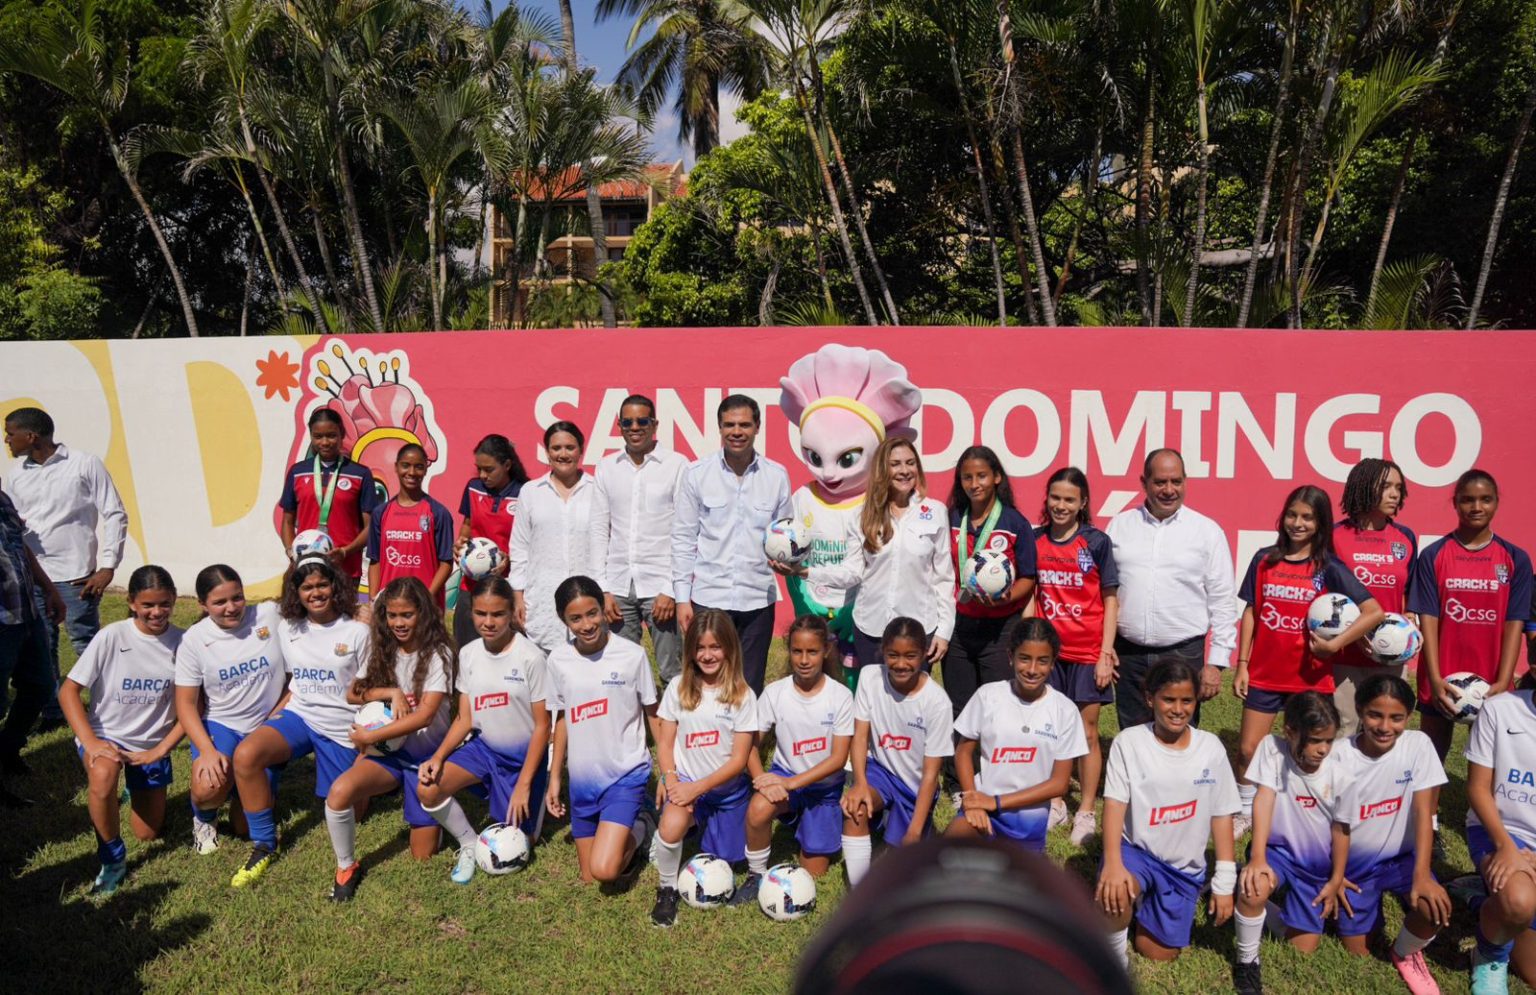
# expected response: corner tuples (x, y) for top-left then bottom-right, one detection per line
(945, 617), (1086, 851)
(230, 555), (369, 889)
(174, 565), (286, 856)
(545, 575), (660, 886)
(650, 609), (758, 927)
(323, 576), (459, 901)
(417, 577), (549, 886)
(732, 615), (854, 908)
(59, 565), (185, 896)
(842, 617), (953, 886)
(1097, 659), (1238, 966)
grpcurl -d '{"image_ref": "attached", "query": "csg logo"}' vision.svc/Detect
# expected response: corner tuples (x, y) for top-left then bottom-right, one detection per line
(1354, 564), (1399, 588)
(1446, 598), (1500, 625)
(880, 733), (913, 751)
(793, 736), (828, 757)
(1359, 798), (1402, 820)
(1259, 602), (1306, 632)
(990, 746), (1037, 764)
(1040, 594), (1084, 621)
(474, 692), (509, 710)
(1150, 801), (1197, 826)
(571, 699), (608, 723)
(685, 730), (720, 749)
(384, 547), (424, 567)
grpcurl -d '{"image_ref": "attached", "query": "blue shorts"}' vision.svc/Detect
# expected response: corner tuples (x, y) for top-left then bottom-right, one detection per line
(76, 741), (173, 791)
(1338, 850), (1416, 936)
(265, 711), (359, 798)
(364, 752), (437, 828)
(1244, 688), (1293, 715)
(191, 719), (280, 799)
(1254, 842), (1332, 935)
(678, 776), (749, 863)
(866, 758), (933, 847)
(570, 763), (649, 840)
(1468, 825), (1536, 928)
(990, 804), (1050, 851)
(771, 764), (843, 856)
(1115, 842), (1205, 949)
(1048, 659), (1114, 705)
(446, 736), (548, 839)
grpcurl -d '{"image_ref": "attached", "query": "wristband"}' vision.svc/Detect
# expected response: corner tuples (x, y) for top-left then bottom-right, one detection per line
(1211, 860), (1237, 896)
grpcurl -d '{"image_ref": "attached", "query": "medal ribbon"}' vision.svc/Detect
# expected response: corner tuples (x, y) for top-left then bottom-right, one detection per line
(312, 456), (341, 532)
(958, 499), (1002, 562)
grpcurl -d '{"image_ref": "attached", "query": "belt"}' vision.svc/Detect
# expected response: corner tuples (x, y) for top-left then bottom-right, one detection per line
(1113, 633), (1204, 654)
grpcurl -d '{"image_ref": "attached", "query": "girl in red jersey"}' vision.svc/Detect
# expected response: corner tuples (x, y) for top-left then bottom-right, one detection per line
(1333, 458), (1418, 737)
(1409, 469), (1533, 762)
(451, 434), (528, 647)
(278, 409), (378, 581)
(366, 444), (455, 609)
(1234, 485), (1381, 837)
(1031, 466), (1118, 846)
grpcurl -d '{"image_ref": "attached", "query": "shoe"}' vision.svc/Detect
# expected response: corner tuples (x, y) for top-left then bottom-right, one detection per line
(1048, 798), (1068, 831)
(192, 818), (219, 855)
(950, 791), (964, 815)
(1, 752), (31, 777)
(1233, 960), (1263, 995)
(451, 846), (476, 885)
(91, 860), (127, 896)
(729, 872), (762, 908)
(0, 782), (34, 808)
(329, 862), (363, 902)
(1069, 809), (1097, 847)
(650, 886), (680, 927)
(1232, 813), (1253, 840)
(1471, 947), (1511, 995)
(1447, 874), (1488, 907)
(1391, 949), (1441, 995)
(230, 844), (276, 888)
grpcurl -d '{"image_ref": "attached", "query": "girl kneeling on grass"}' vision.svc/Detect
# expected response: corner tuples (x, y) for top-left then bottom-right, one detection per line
(733, 615), (853, 907)
(59, 565), (185, 896)
(650, 609), (758, 926)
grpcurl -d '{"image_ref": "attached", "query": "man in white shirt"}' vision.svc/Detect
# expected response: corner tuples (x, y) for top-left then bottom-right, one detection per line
(1105, 449), (1237, 730)
(590, 395), (689, 684)
(4, 407), (128, 728)
(671, 395), (792, 693)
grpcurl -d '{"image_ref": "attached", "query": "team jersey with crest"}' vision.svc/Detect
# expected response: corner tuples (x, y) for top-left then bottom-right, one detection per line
(1032, 525), (1119, 664)
(547, 636), (658, 805)
(1334, 730), (1446, 875)
(1245, 734), (1349, 870)
(458, 478), (521, 594)
(1333, 521), (1417, 668)
(951, 504), (1038, 619)
(175, 602), (286, 734)
(70, 619), (184, 752)
(279, 615), (371, 747)
(758, 676), (855, 788)
(1408, 535), (1533, 695)
(1103, 724), (1240, 877)
(854, 670), (954, 792)
(955, 682), (1086, 821)
(366, 495), (455, 605)
(785, 486), (862, 619)
(279, 457), (377, 577)
(1239, 550), (1374, 693)
(658, 678), (759, 784)
(386, 647), (453, 761)
(457, 634), (546, 759)
(1465, 690), (1536, 849)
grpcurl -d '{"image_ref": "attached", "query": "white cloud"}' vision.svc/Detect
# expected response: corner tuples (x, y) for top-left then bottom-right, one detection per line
(719, 89), (750, 146)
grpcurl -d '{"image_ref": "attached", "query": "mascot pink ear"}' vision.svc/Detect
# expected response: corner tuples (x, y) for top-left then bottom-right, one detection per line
(778, 344), (922, 437)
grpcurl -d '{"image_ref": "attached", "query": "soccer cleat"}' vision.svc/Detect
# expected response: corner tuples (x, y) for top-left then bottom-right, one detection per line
(1470, 948), (1510, 995)
(230, 845), (275, 888)
(92, 860), (127, 896)
(1069, 809), (1098, 847)
(1447, 874), (1488, 907)
(1048, 798), (1068, 831)
(650, 886), (680, 927)
(1232, 813), (1253, 840)
(329, 862), (363, 902)
(1233, 960), (1263, 995)
(192, 819), (220, 855)
(729, 872), (762, 908)
(451, 846), (476, 885)
(1391, 950), (1441, 995)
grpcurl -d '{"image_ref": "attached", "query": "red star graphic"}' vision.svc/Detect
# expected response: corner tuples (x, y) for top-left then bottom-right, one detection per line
(255, 350), (301, 401)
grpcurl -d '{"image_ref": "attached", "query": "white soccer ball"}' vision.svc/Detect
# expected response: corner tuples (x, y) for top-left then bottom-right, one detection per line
(758, 863), (817, 922)
(764, 518), (810, 565)
(1306, 593), (1360, 640)
(1366, 613), (1423, 666)
(679, 853), (735, 909)
(459, 537), (506, 581)
(291, 528), (334, 560)
(961, 549), (1015, 600)
(354, 700), (405, 757)
(1444, 671), (1491, 725)
(474, 823), (530, 875)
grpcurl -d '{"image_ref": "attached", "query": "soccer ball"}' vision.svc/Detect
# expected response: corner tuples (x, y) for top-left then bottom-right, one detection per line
(758, 863), (817, 922)
(961, 549), (1015, 601)
(474, 823), (530, 874)
(764, 518), (810, 565)
(1366, 613), (1423, 666)
(459, 537), (506, 581)
(354, 700), (405, 756)
(1444, 672), (1491, 725)
(1306, 593), (1360, 640)
(291, 528), (334, 560)
(679, 853), (735, 909)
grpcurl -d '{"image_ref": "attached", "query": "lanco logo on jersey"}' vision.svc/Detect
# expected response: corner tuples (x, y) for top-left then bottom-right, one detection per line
(880, 733), (913, 751)
(1359, 798), (1403, 820)
(1150, 801), (1198, 826)
(686, 730), (720, 749)
(793, 736), (829, 757)
(571, 699), (608, 723)
(990, 746), (1037, 764)
(475, 692), (509, 711)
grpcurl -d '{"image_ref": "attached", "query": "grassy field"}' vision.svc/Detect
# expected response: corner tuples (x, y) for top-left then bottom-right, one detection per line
(1, 595), (1525, 995)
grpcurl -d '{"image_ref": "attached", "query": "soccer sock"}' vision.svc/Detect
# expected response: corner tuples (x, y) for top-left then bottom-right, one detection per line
(1392, 927), (1433, 960)
(324, 804), (357, 870)
(629, 813), (649, 851)
(1238, 782), (1257, 818)
(1235, 910), (1264, 964)
(96, 834), (127, 866)
(1432, 814), (1440, 833)
(245, 806), (277, 850)
(655, 835), (684, 890)
(1475, 925), (1515, 964)
(747, 846), (770, 876)
(1107, 927), (1129, 968)
(842, 834), (873, 887)
(425, 798), (478, 850)
(193, 806), (218, 826)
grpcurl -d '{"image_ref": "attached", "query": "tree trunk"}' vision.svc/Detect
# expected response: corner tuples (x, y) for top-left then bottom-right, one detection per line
(996, 1), (1055, 326)
(240, 234), (255, 336)
(759, 257), (780, 326)
(309, 200), (346, 319)
(811, 226), (833, 308)
(511, 196), (528, 326)
(1054, 115), (1102, 308)
(234, 167), (287, 302)
(1237, 9), (1296, 328)
(949, 40), (1008, 325)
(983, 96), (1038, 324)
(427, 193), (442, 329)
(108, 135), (200, 337)
(695, 73), (721, 159)
(1183, 81), (1211, 327)
(334, 137), (383, 329)
(555, 0), (616, 328)
(794, 79), (879, 325)
(1365, 136), (1414, 317)
(1135, 67), (1156, 322)
(1286, 21), (1345, 328)
(239, 109), (325, 328)
(1467, 75), (1536, 330)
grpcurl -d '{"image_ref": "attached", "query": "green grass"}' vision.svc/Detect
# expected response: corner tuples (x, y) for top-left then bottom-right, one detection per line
(2, 595), (1526, 994)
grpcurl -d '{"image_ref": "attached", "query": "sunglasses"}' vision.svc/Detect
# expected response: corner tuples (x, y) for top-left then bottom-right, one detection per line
(619, 417), (656, 429)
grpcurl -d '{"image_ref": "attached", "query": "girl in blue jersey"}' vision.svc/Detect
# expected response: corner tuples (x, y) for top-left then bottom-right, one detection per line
(324, 576), (459, 901)
(450, 435), (527, 647)
(58, 565), (185, 896)
(174, 565), (286, 855)
(417, 577), (550, 885)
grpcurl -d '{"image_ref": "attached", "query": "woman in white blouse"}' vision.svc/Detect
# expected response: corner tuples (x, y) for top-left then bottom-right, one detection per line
(509, 421), (595, 653)
(776, 436), (955, 676)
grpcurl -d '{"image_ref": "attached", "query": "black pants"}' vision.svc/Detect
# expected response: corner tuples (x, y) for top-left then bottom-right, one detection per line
(698, 602), (775, 695)
(1113, 635), (1206, 730)
(941, 613), (1020, 720)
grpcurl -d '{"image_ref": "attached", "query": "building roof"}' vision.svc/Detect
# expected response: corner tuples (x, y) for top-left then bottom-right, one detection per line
(521, 161), (687, 202)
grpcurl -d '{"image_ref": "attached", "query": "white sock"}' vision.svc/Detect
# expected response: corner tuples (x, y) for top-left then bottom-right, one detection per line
(655, 834), (683, 890)
(1238, 782), (1257, 818)
(842, 834), (873, 887)
(324, 805), (356, 870)
(747, 846), (770, 875)
(425, 798), (477, 849)
(1393, 927), (1433, 960)
(630, 812), (649, 850)
(1107, 927), (1129, 968)
(1235, 910), (1264, 964)
(1432, 814), (1440, 832)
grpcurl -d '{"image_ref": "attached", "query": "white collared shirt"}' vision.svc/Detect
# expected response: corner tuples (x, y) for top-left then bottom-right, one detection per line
(5, 443), (128, 581)
(671, 450), (793, 611)
(1105, 502), (1238, 667)
(808, 497), (957, 640)
(509, 472), (596, 653)
(590, 446), (689, 599)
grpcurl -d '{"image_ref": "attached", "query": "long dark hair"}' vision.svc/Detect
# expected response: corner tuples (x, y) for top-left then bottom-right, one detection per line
(947, 445), (1016, 516)
(277, 556), (358, 621)
(474, 434), (529, 486)
(1340, 458), (1407, 525)
(1009, 616), (1061, 659)
(1265, 484), (1334, 573)
(127, 565), (176, 600)
(1039, 466), (1092, 528)
(360, 577), (456, 701)
(195, 563), (241, 602)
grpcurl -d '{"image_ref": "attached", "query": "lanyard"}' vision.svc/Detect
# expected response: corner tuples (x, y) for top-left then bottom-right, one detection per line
(312, 456), (341, 531)
(958, 499), (1002, 562)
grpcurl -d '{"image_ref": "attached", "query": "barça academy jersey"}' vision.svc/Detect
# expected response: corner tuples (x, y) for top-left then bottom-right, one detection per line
(1464, 690), (1536, 849)
(70, 619), (183, 752)
(547, 636), (657, 807)
(279, 457), (377, 577)
(658, 678), (759, 784)
(366, 495), (455, 605)
(175, 602), (286, 734)
(457, 635), (546, 761)
(279, 615), (371, 747)
(1238, 550), (1373, 693)
(1103, 724), (1240, 877)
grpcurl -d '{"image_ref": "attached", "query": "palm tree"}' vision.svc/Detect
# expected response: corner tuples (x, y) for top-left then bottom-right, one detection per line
(1466, 72), (1536, 329)
(1237, 0), (1299, 328)
(0, 0), (200, 336)
(995, 0), (1055, 325)
(1170, 0), (1232, 327)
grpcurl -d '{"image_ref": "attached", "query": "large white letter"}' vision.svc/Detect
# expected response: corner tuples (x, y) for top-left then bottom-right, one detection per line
(913, 388), (975, 472)
(584, 388), (631, 465)
(1390, 393), (1482, 487)
(658, 387), (721, 461)
(982, 389), (1062, 477)
(1302, 394), (1381, 482)
(1217, 392), (1296, 480)
(533, 385), (579, 463)
(1068, 390), (1166, 476)
(1171, 391), (1212, 477)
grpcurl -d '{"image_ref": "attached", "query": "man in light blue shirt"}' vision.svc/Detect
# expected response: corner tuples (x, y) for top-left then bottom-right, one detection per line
(672, 395), (792, 692)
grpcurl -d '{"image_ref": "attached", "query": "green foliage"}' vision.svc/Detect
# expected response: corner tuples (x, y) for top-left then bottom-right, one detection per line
(0, 161), (101, 338)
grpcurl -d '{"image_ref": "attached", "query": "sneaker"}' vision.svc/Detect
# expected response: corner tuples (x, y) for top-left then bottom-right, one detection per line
(192, 818), (220, 855)
(1233, 960), (1263, 995)
(91, 860), (127, 896)
(451, 846), (476, 885)
(1049, 798), (1068, 831)
(230, 844), (276, 888)
(1447, 874), (1489, 907)
(650, 886), (680, 927)
(729, 872), (762, 908)
(1471, 948), (1510, 995)
(1232, 813), (1253, 840)
(1391, 949), (1441, 995)
(1069, 809), (1097, 847)
(329, 862), (363, 902)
